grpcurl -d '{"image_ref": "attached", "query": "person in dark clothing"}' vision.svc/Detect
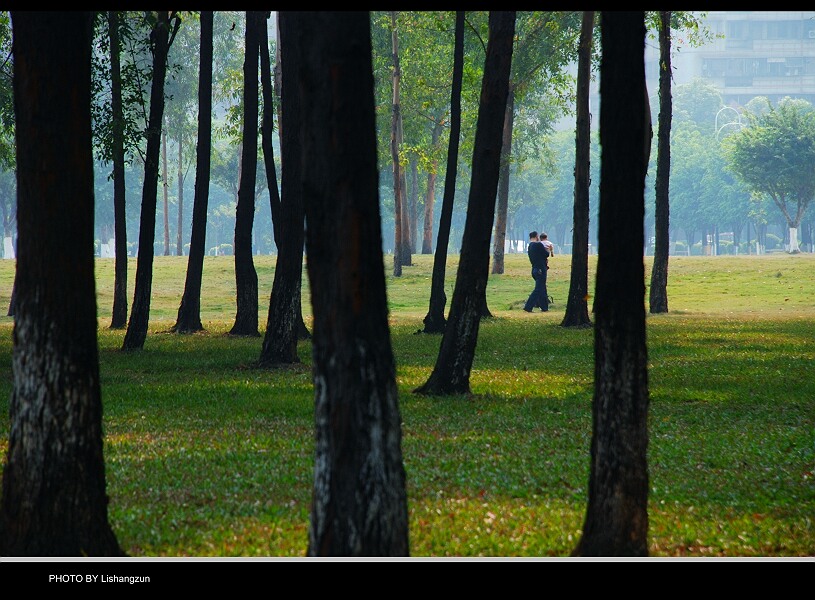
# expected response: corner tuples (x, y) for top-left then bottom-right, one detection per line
(536, 232), (553, 310)
(523, 230), (549, 312)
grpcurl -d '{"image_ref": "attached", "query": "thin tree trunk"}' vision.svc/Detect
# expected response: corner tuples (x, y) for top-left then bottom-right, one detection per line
(649, 10), (671, 314)
(415, 11), (516, 395)
(293, 11), (409, 556)
(259, 10), (304, 366)
(573, 11), (651, 557)
(176, 135), (184, 256)
(109, 10), (128, 329)
(123, 11), (175, 351)
(421, 10), (465, 334)
(2, 11), (124, 556)
(409, 157), (419, 255)
(391, 10), (403, 277)
(172, 10), (213, 334)
(269, 14), (309, 341)
(562, 10), (594, 329)
(162, 118), (170, 256)
(421, 121), (443, 255)
(230, 10), (261, 337)
(491, 87), (515, 275)
(399, 120), (412, 267)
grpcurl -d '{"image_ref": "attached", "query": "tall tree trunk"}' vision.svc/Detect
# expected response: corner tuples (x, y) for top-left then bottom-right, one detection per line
(573, 11), (651, 557)
(421, 10), (465, 334)
(123, 11), (175, 351)
(1, 11), (124, 556)
(561, 10), (594, 329)
(109, 10), (128, 329)
(230, 10), (262, 337)
(172, 10), (213, 334)
(421, 121), (443, 255)
(292, 11), (409, 556)
(269, 13), (310, 341)
(391, 10), (404, 277)
(176, 135), (184, 256)
(414, 11), (515, 395)
(649, 11), (672, 314)
(409, 157), (419, 255)
(258, 11), (304, 366)
(162, 118), (170, 256)
(399, 120), (412, 267)
(491, 87), (515, 275)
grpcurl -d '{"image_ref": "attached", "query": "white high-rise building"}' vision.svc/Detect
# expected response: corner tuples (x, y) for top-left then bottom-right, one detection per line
(652, 11), (815, 108)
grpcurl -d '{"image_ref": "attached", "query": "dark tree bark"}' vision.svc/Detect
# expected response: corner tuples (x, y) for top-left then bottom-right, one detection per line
(258, 11), (305, 366)
(414, 11), (515, 395)
(267, 14), (310, 342)
(229, 11), (262, 337)
(1, 11), (124, 556)
(108, 10), (128, 329)
(420, 10), (465, 335)
(391, 11), (404, 278)
(122, 11), (177, 351)
(561, 10), (594, 329)
(172, 10), (213, 334)
(649, 11), (672, 314)
(573, 10), (651, 558)
(291, 11), (409, 556)
(491, 86), (514, 275)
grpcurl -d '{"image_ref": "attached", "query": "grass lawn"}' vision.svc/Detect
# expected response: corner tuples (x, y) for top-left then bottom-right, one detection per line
(0, 251), (812, 557)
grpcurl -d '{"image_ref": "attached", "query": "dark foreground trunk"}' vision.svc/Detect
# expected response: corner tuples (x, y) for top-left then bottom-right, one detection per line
(1, 11), (124, 556)
(573, 11), (651, 557)
(292, 11), (409, 556)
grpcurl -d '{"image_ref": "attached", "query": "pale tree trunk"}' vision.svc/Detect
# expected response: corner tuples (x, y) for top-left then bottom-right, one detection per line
(176, 137), (184, 255)
(398, 91), (411, 267)
(162, 118), (170, 256)
(421, 121), (443, 255)
(409, 157), (419, 255)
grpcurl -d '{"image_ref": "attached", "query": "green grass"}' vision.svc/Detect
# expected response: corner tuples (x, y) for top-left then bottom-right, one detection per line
(0, 252), (813, 557)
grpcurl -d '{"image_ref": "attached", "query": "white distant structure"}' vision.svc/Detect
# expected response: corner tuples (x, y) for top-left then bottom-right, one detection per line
(100, 238), (115, 258)
(3, 236), (14, 259)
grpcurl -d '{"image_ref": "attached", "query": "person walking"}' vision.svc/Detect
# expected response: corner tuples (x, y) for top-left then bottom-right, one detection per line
(523, 230), (549, 312)
(537, 232), (554, 310)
